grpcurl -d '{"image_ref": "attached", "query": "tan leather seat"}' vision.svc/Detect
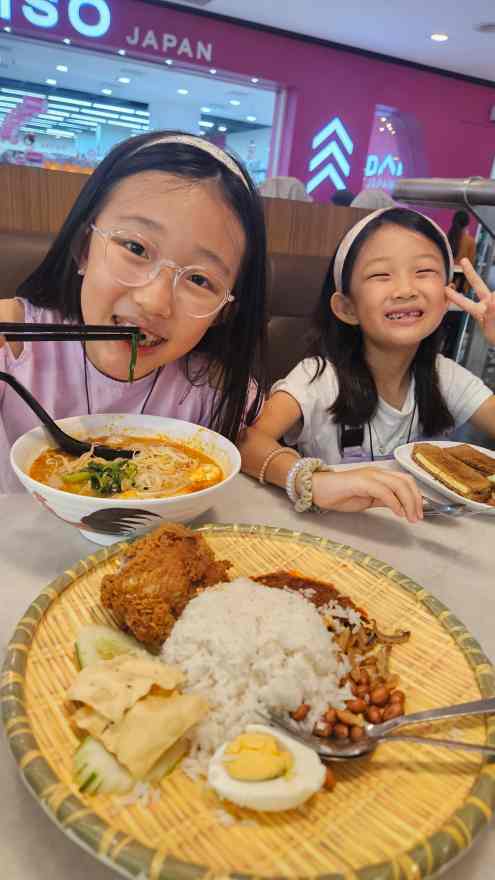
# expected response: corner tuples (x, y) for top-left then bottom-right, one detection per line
(266, 253), (329, 384)
(0, 230), (53, 300)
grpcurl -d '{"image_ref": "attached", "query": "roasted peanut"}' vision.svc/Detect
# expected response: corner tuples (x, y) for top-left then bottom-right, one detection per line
(324, 767), (336, 790)
(354, 684), (370, 699)
(334, 723), (349, 739)
(350, 668), (362, 684)
(324, 707), (338, 724)
(350, 725), (365, 742)
(346, 698), (367, 715)
(390, 690), (406, 705)
(336, 708), (363, 727)
(385, 674), (400, 690)
(291, 703), (310, 721)
(370, 685), (389, 707)
(359, 669), (370, 686)
(365, 705), (383, 724)
(383, 702), (404, 721)
(314, 721), (333, 737)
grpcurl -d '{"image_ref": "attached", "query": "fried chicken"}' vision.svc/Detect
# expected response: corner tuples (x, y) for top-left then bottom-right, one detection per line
(101, 522), (231, 651)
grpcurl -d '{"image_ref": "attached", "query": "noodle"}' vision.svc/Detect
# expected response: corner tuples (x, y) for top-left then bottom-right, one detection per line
(29, 435), (224, 499)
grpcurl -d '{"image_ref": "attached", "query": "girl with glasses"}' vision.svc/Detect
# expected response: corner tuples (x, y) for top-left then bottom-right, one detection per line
(0, 131), (267, 492)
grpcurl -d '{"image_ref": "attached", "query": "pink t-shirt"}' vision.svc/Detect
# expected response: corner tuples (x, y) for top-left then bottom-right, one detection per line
(0, 300), (228, 493)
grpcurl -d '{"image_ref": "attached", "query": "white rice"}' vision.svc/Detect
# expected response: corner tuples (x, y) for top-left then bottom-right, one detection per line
(161, 577), (352, 773)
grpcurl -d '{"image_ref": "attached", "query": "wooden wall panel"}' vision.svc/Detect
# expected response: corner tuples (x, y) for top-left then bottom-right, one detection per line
(0, 166), (367, 257)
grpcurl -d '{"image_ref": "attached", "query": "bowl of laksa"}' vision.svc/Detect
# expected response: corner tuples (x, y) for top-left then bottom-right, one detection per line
(10, 414), (240, 545)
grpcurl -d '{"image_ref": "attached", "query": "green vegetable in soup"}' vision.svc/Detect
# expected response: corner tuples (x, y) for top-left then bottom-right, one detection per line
(128, 331), (139, 383)
(62, 459), (138, 496)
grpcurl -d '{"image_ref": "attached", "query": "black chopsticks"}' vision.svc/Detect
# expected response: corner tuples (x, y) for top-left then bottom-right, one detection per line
(0, 322), (141, 342)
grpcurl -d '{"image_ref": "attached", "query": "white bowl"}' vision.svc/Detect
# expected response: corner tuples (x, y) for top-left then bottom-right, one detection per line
(10, 414), (241, 545)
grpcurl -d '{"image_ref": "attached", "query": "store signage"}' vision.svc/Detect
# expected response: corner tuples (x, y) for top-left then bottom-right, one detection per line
(125, 27), (213, 62)
(0, 0), (111, 38)
(365, 153), (403, 177)
(307, 116), (354, 194)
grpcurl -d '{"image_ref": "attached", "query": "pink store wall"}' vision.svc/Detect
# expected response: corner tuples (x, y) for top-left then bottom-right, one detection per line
(5, 0), (495, 202)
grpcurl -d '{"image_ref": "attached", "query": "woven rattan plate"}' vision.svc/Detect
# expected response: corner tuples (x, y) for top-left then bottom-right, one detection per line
(2, 524), (495, 880)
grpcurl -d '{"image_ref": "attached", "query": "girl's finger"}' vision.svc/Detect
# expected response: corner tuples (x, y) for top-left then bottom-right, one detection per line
(374, 471), (423, 522)
(445, 287), (487, 321)
(459, 259), (492, 302)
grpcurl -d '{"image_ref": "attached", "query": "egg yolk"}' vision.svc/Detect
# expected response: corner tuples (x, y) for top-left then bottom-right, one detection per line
(223, 733), (293, 782)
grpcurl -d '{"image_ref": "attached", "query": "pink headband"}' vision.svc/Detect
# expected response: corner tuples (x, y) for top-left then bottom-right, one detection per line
(130, 133), (250, 190)
(333, 207), (455, 289)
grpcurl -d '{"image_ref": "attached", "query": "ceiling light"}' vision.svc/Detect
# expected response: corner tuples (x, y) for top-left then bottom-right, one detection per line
(46, 129), (74, 138)
(48, 95), (92, 106)
(63, 38), (71, 45)
(135, 110), (150, 117)
(4, 88), (45, 98)
(177, 88), (189, 95)
(3, 26), (11, 33)
(430, 33), (448, 41)
(218, 125), (227, 132)
(246, 115), (257, 122)
(165, 59), (173, 65)
(379, 126), (385, 132)
(380, 116), (387, 122)
(101, 88), (113, 95)
(251, 77), (259, 83)
(46, 79), (57, 86)
(107, 120), (142, 129)
(201, 106), (211, 113)
(209, 68), (217, 74)
(56, 65), (68, 72)
(118, 48), (126, 56)
(229, 99), (240, 106)
(199, 120), (214, 128)
(93, 102), (133, 112)
(118, 76), (131, 84)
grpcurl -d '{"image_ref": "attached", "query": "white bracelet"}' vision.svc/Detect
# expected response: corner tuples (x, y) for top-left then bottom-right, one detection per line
(286, 457), (333, 513)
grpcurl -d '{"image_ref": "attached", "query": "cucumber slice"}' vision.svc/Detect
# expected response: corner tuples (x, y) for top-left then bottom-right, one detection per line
(74, 736), (133, 794)
(75, 624), (145, 668)
(145, 738), (188, 785)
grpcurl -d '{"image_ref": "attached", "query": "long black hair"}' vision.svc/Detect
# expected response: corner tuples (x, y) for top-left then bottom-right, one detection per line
(447, 209), (469, 260)
(16, 130), (267, 442)
(308, 207), (454, 436)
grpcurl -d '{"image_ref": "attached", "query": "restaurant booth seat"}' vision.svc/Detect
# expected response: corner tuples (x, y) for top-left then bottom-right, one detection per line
(0, 229), (331, 387)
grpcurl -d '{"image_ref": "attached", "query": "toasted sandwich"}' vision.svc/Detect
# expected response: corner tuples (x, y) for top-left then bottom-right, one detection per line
(412, 443), (492, 502)
(447, 444), (495, 483)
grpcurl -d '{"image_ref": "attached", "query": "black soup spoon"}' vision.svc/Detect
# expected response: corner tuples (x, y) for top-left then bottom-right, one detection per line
(1, 371), (134, 461)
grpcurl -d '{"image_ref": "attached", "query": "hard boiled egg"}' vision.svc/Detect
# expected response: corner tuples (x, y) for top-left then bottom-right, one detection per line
(207, 723), (326, 812)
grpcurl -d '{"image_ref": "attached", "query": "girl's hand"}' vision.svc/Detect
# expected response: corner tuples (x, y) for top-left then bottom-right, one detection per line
(311, 466), (423, 522)
(445, 259), (495, 345)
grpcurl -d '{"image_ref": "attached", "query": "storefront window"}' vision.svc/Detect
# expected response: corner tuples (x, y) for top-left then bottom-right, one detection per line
(362, 103), (428, 193)
(0, 35), (277, 180)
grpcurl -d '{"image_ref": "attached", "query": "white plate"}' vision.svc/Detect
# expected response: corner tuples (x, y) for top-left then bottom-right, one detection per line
(394, 440), (495, 514)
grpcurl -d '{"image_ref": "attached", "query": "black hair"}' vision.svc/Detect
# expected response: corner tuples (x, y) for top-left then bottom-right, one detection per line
(16, 130), (267, 442)
(331, 189), (355, 207)
(447, 209), (470, 259)
(308, 207), (455, 437)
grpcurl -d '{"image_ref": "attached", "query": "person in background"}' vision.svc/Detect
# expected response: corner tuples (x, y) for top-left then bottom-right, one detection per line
(331, 189), (355, 207)
(448, 210), (476, 291)
(0, 131), (267, 492)
(351, 188), (396, 210)
(240, 207), (495, 522)
(258, 176), (312, 201)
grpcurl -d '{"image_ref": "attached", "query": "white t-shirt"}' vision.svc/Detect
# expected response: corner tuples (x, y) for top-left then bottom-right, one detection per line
(271, 355), (493, 464)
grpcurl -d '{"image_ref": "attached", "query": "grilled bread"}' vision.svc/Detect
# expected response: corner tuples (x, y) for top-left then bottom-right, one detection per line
(412, 443), (492, 502)
(447, 444), (495, 482)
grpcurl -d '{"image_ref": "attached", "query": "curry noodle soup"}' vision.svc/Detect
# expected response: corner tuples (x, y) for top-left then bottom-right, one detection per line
(29, 435), (224, 499)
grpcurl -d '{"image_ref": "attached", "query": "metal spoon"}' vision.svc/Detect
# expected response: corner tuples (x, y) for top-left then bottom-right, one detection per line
(1, 371), (134, 461)
(260, 697), (495, 760)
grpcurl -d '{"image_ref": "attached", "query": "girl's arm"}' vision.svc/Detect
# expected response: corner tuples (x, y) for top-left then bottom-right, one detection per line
(239, 391), (423, 522)
(0, 298), (24, 358)
(468, 395), (495, 437)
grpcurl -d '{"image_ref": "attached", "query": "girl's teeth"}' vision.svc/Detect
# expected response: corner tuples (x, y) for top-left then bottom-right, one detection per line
(387, 311), (422, 320)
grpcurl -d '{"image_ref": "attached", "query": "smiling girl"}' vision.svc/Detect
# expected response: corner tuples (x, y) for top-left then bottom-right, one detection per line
(0, 131), (267, 492)
(240, 208), (495, 521)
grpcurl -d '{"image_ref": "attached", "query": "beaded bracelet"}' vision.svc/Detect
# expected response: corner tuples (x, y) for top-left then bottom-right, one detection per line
(286, 456), (333, 513)
(258, 446), (300, 485)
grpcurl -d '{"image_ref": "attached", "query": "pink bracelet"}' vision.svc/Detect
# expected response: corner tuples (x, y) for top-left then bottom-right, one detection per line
(258, 447), (300, 485)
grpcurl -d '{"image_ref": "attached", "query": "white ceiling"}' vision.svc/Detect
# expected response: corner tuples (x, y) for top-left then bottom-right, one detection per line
(171, 0), (495, 82)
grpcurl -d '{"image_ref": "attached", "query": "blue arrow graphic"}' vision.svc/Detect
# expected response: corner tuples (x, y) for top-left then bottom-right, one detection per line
(307, 116), (354, 195)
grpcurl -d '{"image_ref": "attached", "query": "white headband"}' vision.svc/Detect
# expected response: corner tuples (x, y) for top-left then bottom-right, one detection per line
(130, 133), (250, 190)
(333, 207), (455, 289)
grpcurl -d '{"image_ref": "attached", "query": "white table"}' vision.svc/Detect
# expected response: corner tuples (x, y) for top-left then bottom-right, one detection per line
(1, 475), (494, 880)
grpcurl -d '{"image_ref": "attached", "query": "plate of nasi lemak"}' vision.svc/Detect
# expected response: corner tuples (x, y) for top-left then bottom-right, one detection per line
(395, 440), (495, 513)
(2, 522), (495, 880)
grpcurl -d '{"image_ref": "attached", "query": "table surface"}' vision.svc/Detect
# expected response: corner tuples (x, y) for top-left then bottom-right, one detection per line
(2, 472), (495, 880)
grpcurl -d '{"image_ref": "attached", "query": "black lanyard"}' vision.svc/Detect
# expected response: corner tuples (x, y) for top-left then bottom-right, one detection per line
(341, 403), (417, 462)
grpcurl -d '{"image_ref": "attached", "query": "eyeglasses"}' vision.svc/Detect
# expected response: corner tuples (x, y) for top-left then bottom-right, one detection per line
(90, 224), (235, 318)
